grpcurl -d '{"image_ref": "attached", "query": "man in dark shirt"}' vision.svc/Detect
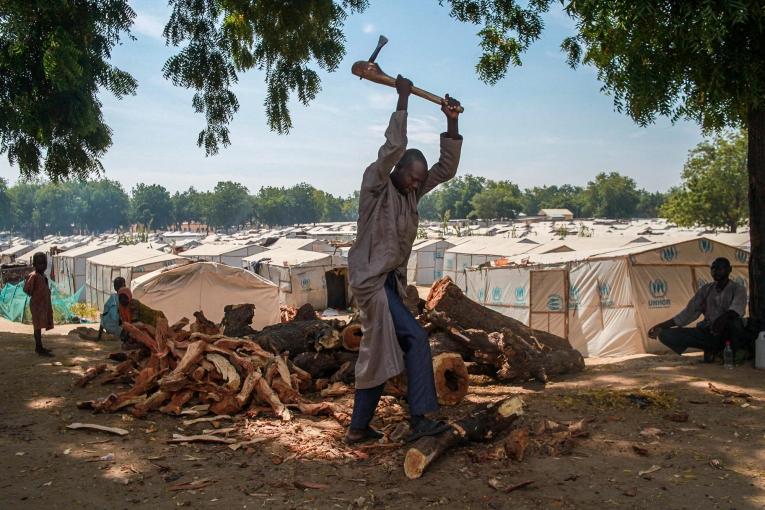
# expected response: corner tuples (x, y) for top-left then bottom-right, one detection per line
(648, 257), (747, 362)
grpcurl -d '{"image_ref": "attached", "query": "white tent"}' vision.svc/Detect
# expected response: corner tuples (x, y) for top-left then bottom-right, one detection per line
(407, 238), (468, 286)
(131, 262), (280, 329)
(0, 243), (35, 265)
(85, 246), (185, 309)
(465, 237), (750, 357)
(265, 237), (336, 254)
(53, 243), (119, 300)
(243, 248), (348, 310)
(443, 237), (543, 289)
(180, 243), (268, 267)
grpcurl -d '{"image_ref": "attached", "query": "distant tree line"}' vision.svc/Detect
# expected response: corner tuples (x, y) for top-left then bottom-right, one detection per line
(0, 131), (747, 238)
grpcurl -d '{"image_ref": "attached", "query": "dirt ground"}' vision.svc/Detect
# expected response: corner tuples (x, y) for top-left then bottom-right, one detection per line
(1, 318), (764, 510)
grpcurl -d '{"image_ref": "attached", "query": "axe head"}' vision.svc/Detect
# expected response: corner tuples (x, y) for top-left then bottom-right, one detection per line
(368, 35), (389, 63)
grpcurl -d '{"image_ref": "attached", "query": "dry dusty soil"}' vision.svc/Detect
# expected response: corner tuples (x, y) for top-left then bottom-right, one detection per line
(1, 318), (764, 510)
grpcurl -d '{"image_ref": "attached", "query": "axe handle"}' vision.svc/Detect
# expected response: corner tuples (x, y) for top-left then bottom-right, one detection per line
(352, 61), (465, 113)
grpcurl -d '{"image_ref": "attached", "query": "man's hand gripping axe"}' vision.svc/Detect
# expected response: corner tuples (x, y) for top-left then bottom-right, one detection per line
(351, 35), (465, 113)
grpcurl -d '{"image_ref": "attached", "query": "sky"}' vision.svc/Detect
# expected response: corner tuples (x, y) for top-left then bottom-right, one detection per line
(0, 1), (704, 197)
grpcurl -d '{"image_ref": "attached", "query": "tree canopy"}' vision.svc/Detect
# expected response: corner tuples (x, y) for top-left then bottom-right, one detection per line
(662, 131), (748, 233)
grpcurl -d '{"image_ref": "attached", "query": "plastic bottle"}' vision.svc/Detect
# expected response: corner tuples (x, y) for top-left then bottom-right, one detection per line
(723, 341), (734, 370)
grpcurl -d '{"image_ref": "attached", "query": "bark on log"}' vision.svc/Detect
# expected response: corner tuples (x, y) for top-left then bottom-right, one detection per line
(75, 364), (108, 388)
(191, 311), (220, 335)
(252, 320), (339, 356)
(404, 396), (524, 479)
(220, 304), (257, 337)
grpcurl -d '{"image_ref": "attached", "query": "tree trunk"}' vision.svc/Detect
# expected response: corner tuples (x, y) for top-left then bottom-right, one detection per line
(426, 277), (572, 352)
(251, 320), (339, 356)
(749, 106), (765, 326)
(403, 396), (524, 479)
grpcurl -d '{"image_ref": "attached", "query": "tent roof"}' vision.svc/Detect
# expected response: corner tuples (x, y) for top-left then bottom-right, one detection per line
(86, 245), (184, 268)
(243, 247), (333, 267)
(181, 243), (261, 257)
(56, 242), (119, 259)
(130, 260), (277, 290)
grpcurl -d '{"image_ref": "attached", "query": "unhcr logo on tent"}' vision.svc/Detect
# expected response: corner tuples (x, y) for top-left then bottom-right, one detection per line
(547, 294), (563, 312)
(300, 277), (311, 290)
(514, 287), (526, 304)
(491, 287), (502, 302)
(599, 282), (614, 307)
(660, 246), (678, 262)
(735, 249), (748, 264)
(477, 287), (486, 302)
(698, 238), (713, 253)
(568, 284), (580, 310)
(648, 278), (671, 308)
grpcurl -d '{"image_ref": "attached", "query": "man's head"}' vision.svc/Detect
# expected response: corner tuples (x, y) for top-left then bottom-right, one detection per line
(32, 252), (46, 273)
(113, 277), (126, 293)
(391, 149), (428, 194)
(710, 257), (732, 282)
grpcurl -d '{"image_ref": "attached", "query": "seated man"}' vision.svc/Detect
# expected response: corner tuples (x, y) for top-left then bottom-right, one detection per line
(98, 277), (126, 341)
(648, 257), (748, 362)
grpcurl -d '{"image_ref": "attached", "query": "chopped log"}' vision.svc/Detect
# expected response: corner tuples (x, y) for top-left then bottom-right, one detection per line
(206, 353), (241, 391)
(296, 401), (351, 425)
(220, 304), (257, 337)
(432, 353), (469, 406)
(75, 364), (108, 388)
(182, 415), (233, 426)
(341, 323), (363, 352)
(170, 317), (190, 333)
(160, 341), (207, 392)
(292, 351), (339, 378)
(403, 396), (524, 479)
(426, 277), (573, 352)
(253, 376), (291, 421)
(329, 361), (355, 384)
(159, 389), (195, 415)
(122, 322), (159, 352)
(132, 390), (171, 418)
(191, 310), (220, 335)
(252, 320), (338, 356)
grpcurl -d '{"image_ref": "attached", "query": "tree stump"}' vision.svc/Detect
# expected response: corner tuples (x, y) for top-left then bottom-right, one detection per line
(341, 323), (363, 351)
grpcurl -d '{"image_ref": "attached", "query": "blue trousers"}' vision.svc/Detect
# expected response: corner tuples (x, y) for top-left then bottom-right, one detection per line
(350, 272), (439, 429)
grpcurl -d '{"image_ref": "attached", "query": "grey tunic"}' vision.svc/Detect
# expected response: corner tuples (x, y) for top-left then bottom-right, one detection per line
(673, 279), (747, 327)
(349, 110), (463, 389)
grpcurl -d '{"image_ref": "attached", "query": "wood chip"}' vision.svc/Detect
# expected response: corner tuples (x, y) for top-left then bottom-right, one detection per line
(293, 480), (330, 490)
(708, 382), (752, 400)
(638, 465), (661, 477)
(168, 478), (217, 491)
(66, 423), (129, 436)
(167, 434), (236, 444)
(228, 438), (269, 451)
(182, 415), (232, 427)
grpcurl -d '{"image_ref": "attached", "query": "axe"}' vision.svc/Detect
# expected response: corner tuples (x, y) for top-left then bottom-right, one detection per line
(352, 35), (465, 113)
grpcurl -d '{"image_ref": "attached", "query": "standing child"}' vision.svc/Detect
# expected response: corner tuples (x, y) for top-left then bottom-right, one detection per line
(23, 252), (54, 356)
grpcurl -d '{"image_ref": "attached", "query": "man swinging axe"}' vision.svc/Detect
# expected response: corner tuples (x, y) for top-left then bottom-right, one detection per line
(346, 37), (463, 444)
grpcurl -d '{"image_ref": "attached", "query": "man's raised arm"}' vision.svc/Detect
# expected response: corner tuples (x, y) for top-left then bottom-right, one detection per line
(361, 71), (413, 194)
(418, 94), (463, 198)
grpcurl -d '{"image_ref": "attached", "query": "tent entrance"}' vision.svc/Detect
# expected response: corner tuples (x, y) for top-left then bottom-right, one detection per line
(325, 269), (348, 310)
(529, 269), (569, 339)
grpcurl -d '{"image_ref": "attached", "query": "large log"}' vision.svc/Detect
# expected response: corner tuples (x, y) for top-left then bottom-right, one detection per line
(426, 277), (572, 351)
(404, 396), (524, 479)
(425, 279), (584, 382)
(252, 320), (339, 356)
(432, 353), (469, 406)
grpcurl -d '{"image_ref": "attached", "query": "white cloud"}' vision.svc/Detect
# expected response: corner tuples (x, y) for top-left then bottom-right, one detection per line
(367, 114), (441, 147)
(132, 12), (165, 41)
(362, 23), (376, 34)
